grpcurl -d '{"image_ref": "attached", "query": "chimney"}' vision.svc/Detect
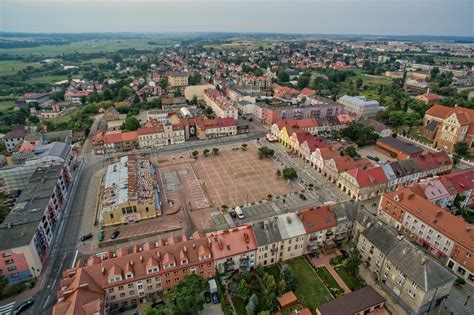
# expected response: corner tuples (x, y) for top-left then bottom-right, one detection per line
(435, 210), (442, 217)
(101, 267), (105, 274)
(183, 246), (187, 253)
(244, 232), (249, 243)
(193, 243), (196, 249)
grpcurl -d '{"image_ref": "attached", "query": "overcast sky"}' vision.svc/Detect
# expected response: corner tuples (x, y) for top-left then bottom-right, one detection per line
(1, 0), (472, 36)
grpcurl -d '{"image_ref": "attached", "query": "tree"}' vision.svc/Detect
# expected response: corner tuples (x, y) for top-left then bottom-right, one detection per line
(29, 116), (40, 124)
(345, 249), (362, 276)
(241, 270), (251, 283)
(158, 78), (168, 89)
(159, 274), (207, 315)
(282, 167), (297, 179)
(258, 146), (274, 158)
(263, 273), (276, 292)
(237, 279), (250, 301)
(297, 73), (311, 89)
(454, 142), (470, 158)
(121, 116), (140, 131)
(203, 149), (210, 157)
(341, 146), (359, 158)
(355, 77), (363, 89)
(192, 151), (199, 158)
(278, 279), (287, 295)
(276, 169), (282, 177)
(221, 204), (228, 212)
(340, 121), (379, 147)
(280, 265), (297, 291)
(212, 147), (219, 155)
(241, 143), (248, 151)
(277, 69), (289, 83)
(188, 72), (202, 85)
(246, 294), (259, 315)
(117, 86), (134, 101)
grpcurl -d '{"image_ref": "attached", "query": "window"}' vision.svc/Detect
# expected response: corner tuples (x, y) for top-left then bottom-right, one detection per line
(4, 259), (14, 265)
(110, 213), (114, 219)
(411, 281), (418, 289)
(146, 279), (152, 283)
(128, 283), (134, 288)
(120, 293), (126, 298)
(119, 285), (124, 291)
(7, 266), (17, 272)
(129, 290), (135, 295)
(408, 289), (416, 299)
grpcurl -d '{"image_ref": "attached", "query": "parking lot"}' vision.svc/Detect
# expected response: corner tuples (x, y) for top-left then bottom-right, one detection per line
(357, 145), (396, 165)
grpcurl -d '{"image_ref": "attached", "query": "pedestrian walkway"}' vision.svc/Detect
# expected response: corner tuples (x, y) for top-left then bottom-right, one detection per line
(310, 253), (351, 294)
(0, 302), (15, 315)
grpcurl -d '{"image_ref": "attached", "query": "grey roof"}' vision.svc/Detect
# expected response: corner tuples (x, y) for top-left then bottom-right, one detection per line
(354, 207), (375, 229)
(0, 165), (62, 250)
(34, 142), (71, 161)
(362, 223), (456, 291)
(390, 159), (419, 177)
(317, 286), (385, 315)
(359, 119), (391, 134)
(24, 132), (44, 142)
(252, 219), (282, 247)
(332, 202), (358, 223)
(426, 120), (439, 132)
(44, 130), (73, 143)
(377, 136), (423, 155)
(5, 128), (27, 139)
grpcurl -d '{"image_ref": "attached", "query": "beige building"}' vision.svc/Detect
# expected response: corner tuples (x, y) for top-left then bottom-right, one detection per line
(252, 213), (306, 267)
(100, 156), (160, 227)
(137, 123), (185, 148)
(203, 89), (238, 119)
(337, 166), (388, 201)
(168, 72), (189, 87)
(358, 223), (455, 315)
(184, 84), (215, 101)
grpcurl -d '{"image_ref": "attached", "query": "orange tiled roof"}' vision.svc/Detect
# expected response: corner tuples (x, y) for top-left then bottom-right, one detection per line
(298, 205), (337, 233)
(385, 187), (474, 251)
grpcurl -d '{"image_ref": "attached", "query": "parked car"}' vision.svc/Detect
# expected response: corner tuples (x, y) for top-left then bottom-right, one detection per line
(151, 301), (165, 309)
(299, 193), (307, 201)
(80, 233), (93, 242)
(111, 230), (120, 239)
(13, 299), (34, 314)
(234, 206), (245, 219)
(204, 291), (211, 303)
(212, 292), (219, 304)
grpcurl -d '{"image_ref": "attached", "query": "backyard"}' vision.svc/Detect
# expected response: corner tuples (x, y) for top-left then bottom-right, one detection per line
(330, 256), (365, 292)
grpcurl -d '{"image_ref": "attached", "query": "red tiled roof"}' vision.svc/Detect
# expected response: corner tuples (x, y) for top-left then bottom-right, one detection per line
(298, 205), (337, 233)
(300, 88), (316, 97)
(425, 105), (474, 133)
(412, 151), (452, 171)
(346, 166), (387, 187)
(318, 147), (340, 160)
(206, 225), (257, 260)
(440, 169), (474, 193)
(276, 118), (317, 130)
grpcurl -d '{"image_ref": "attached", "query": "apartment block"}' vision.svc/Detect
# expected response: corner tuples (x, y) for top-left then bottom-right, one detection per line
(378, 187), (474, 283)
(203, 88), (238, 119)
(358, 223), (455, 314)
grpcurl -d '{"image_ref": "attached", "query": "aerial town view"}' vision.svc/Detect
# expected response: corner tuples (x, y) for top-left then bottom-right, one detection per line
(0, 1), (473, 314)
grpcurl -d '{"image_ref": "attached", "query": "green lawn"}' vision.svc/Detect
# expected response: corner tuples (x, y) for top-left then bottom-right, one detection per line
(334, 265), (365, 291)
(314, 266), (342, 291)
(287, 257), (333, 313)
(0, 39), (173, 57)
(435, 56), (474, 64)
(28, 74), (82, 84)
(0, 100), (15, 113)
(0, 60), (41, 76)
(231, 296), (246, 315)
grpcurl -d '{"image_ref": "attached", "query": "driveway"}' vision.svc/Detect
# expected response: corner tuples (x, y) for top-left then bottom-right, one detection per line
(200, 303), (223, 315)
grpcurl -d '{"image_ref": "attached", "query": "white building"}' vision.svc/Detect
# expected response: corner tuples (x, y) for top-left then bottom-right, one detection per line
(338, 95), (381, 118)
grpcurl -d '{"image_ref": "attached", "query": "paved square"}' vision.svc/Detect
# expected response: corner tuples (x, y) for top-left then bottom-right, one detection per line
(193, 143), (301, 207)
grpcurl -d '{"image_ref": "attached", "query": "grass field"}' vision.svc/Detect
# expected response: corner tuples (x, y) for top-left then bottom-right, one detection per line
(0, 100), (15, 113)
(28, 73), (83, 84)
(203, 39), (276, 50)
(0, 60), (41, 76)
(287, 257), (333, 313)
(435, 56), (473, 64)
(0, 39), (172, 57)
(334, 265), (365, 291)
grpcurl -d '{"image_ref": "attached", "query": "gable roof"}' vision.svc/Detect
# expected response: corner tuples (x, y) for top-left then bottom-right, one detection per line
(317, 286), (385, 315)
(346, 166), (387, 187)
(298, 205), (337, 233)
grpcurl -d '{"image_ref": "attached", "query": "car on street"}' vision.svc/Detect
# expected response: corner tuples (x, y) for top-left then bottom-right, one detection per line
(80, 233), (93, 241)
(212, 292), (219, 304)
(13, 299), (34, 314)
(204, 291), (211, 303)
(111, 230), (120, 239)
(299, 193), (307, 200)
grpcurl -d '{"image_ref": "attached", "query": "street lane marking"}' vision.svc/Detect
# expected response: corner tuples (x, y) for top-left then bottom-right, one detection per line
(0, 302), (15, 315)
(43, 296), (50, 310)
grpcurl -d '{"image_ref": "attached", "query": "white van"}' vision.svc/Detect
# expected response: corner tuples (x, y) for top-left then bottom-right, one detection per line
(235, 206), (245, 219)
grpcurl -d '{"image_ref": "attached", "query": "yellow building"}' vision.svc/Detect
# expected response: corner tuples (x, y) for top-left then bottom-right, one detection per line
(100, 155), (160, 226)
(168, 72), (189, 87)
